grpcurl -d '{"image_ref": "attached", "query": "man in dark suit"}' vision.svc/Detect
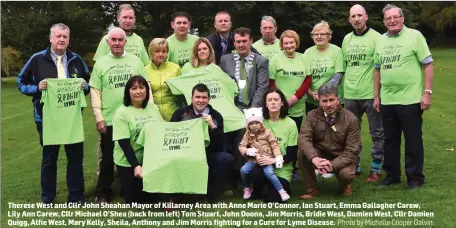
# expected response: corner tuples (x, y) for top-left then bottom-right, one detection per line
(219, 27), (269, 189)
(207, 11), (235, 65)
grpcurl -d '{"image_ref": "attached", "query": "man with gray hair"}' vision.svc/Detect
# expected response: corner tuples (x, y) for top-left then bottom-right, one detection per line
(17, 23), (90, 204)
(342, 4), (384, 182)
(93, 3), (149, 65)
(253, 16), (281, 59)
(297, 83), (360, 199)
(89, 26), (145, 203)
(373, 4), (434, 189)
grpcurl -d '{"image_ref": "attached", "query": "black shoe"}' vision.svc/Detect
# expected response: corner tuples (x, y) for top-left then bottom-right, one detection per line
(408, 181), (424, 189)
(377, 177), (401, 186)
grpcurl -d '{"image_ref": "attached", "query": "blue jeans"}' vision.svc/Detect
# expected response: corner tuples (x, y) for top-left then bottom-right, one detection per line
(241, 161), (284, 192)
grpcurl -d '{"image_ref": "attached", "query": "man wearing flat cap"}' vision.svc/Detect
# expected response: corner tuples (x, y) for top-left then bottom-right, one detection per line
(297, 83), (360, 199)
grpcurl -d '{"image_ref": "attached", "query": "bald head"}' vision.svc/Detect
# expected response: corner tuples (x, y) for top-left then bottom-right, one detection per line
(107, 27), (126, 39)
(349, 4), (368, 34)
(350, 4), (367, 16)
(106, 27), (127, 57)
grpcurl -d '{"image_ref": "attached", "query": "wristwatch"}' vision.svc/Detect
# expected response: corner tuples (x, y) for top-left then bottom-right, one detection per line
(424, 89), (432, 95)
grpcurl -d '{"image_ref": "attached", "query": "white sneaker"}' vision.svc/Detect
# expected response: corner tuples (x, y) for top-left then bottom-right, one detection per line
(322, 173), (335, 179)
(315, 169), (321, 176)
(279, 191), (290, 201)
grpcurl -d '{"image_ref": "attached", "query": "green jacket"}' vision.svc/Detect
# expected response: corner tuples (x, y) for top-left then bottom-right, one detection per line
(145, 61), (181, 121)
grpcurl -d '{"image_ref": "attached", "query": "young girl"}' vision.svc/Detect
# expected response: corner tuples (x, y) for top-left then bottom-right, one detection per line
(239, 108), (290, 201)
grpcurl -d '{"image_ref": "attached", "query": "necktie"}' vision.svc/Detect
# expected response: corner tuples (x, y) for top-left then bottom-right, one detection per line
(240, 59), (249, 105)
(57, 56), (65, 79)
(326, 115), (336, 126)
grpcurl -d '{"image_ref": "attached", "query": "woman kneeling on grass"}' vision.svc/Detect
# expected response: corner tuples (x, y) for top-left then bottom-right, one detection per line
(112, 76), (164, 204)
(247, 88), (298, 202)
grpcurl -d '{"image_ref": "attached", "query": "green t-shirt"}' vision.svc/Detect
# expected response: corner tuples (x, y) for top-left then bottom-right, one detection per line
(263, 117), (298, 182)
(374, 26), (431, 105)
(41, 78), (86, 146)
(269, 52), (311, 117)
(167, 64), (246, 133)
(303, 44), (345, 104)
(253, 38), (281, 60)
(93, 33), (150, 65)
(137, 118), (210, 194)
(166, 34), (199, 67)
(342, 29), (381, 99)
(89, 54), (146, 126)
(112, 104), (164, 167)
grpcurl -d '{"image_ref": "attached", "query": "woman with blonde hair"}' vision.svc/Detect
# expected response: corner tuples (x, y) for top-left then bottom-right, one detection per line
(303, 20), (345, 115)
(144, 38), (181, 121)
(181, 37), (220, 74)
(269, 29), (312, 131)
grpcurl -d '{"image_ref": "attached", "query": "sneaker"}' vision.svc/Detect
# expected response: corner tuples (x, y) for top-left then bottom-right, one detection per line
(322, 173), (335, 179)
(279, 191), (290, 201)
(314, 169), (321, 176)
(243, 187), (253, 200)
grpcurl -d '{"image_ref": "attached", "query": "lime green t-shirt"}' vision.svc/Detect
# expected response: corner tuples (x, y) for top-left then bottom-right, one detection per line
(137, 118), (210, 194)
(303, 44), (345, 104)
(342, 28), (381, 99)
(112, 104), (164, 167)
(264, 117), (298, 182)
(93, 33), (150, 65)
(374, 26), (431, 105)
(167, 64), (246, 133)
(41, 78), (86, 146)
(89, 54), (146, 126)
(253, 38), (281, 60)
(269, 52), (311, 117)
(166, 34), (199, 67)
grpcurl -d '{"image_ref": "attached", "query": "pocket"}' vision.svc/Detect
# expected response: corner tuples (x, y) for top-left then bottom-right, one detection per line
(314, 124), (327, 142)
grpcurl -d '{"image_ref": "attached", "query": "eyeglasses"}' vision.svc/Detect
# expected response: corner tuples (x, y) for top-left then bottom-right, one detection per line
(311, 33), (329, 37)
(384, 15), (402, 22)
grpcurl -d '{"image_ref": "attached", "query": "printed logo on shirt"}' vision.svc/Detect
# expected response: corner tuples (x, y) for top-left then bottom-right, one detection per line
(56, 80), (81, 108)
(162, 126), (191, 151)
(107, 64), (133, 89)
(311, 58), (331, 80)
(378, 44), (402, 70)
(346, 44), (369, 67)
(283, 70), (306, 77)
(177, 48), (192, 67)
(198, 78), (222, 100)
(125, 44), (141, 58)
(133, 115), (155, 142)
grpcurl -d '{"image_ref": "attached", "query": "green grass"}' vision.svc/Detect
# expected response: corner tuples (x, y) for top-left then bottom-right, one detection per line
(2, 49), (455, 227)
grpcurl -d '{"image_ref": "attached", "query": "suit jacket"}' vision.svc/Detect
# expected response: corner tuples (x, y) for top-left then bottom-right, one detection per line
(219, 52), (269, 108)
(207, 32), (235, 65)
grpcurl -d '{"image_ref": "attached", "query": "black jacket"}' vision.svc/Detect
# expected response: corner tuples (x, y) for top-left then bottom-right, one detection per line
(170, 104), (225, 154)
(207, 32), (236, 65)
(207, 32), (261, 65)
(17, 47), (90, 122)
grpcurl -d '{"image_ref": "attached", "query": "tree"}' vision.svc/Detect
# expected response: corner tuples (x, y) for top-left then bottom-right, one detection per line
(1, 47), (22, 77)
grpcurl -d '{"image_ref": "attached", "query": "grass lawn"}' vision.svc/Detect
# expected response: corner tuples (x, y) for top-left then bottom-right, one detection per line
(1, 48), (455, 227)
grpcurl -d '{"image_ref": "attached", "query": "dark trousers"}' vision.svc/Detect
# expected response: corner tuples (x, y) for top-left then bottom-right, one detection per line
(305, 102), (319, 116)
(117, 165), (143, 204)
(250, 165), (291, 203)
(289, 116), (303, 132)
(345, 99), (384, 173)
(381, 104), (425, 184)
(96, 126), (114, 199)
(36, 123), (84, 203)
(206, 152), (234, 200)
(225, 129), (246, 186)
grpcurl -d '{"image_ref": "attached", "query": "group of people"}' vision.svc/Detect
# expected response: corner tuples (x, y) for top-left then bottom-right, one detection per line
(17, 3), (434, 205)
